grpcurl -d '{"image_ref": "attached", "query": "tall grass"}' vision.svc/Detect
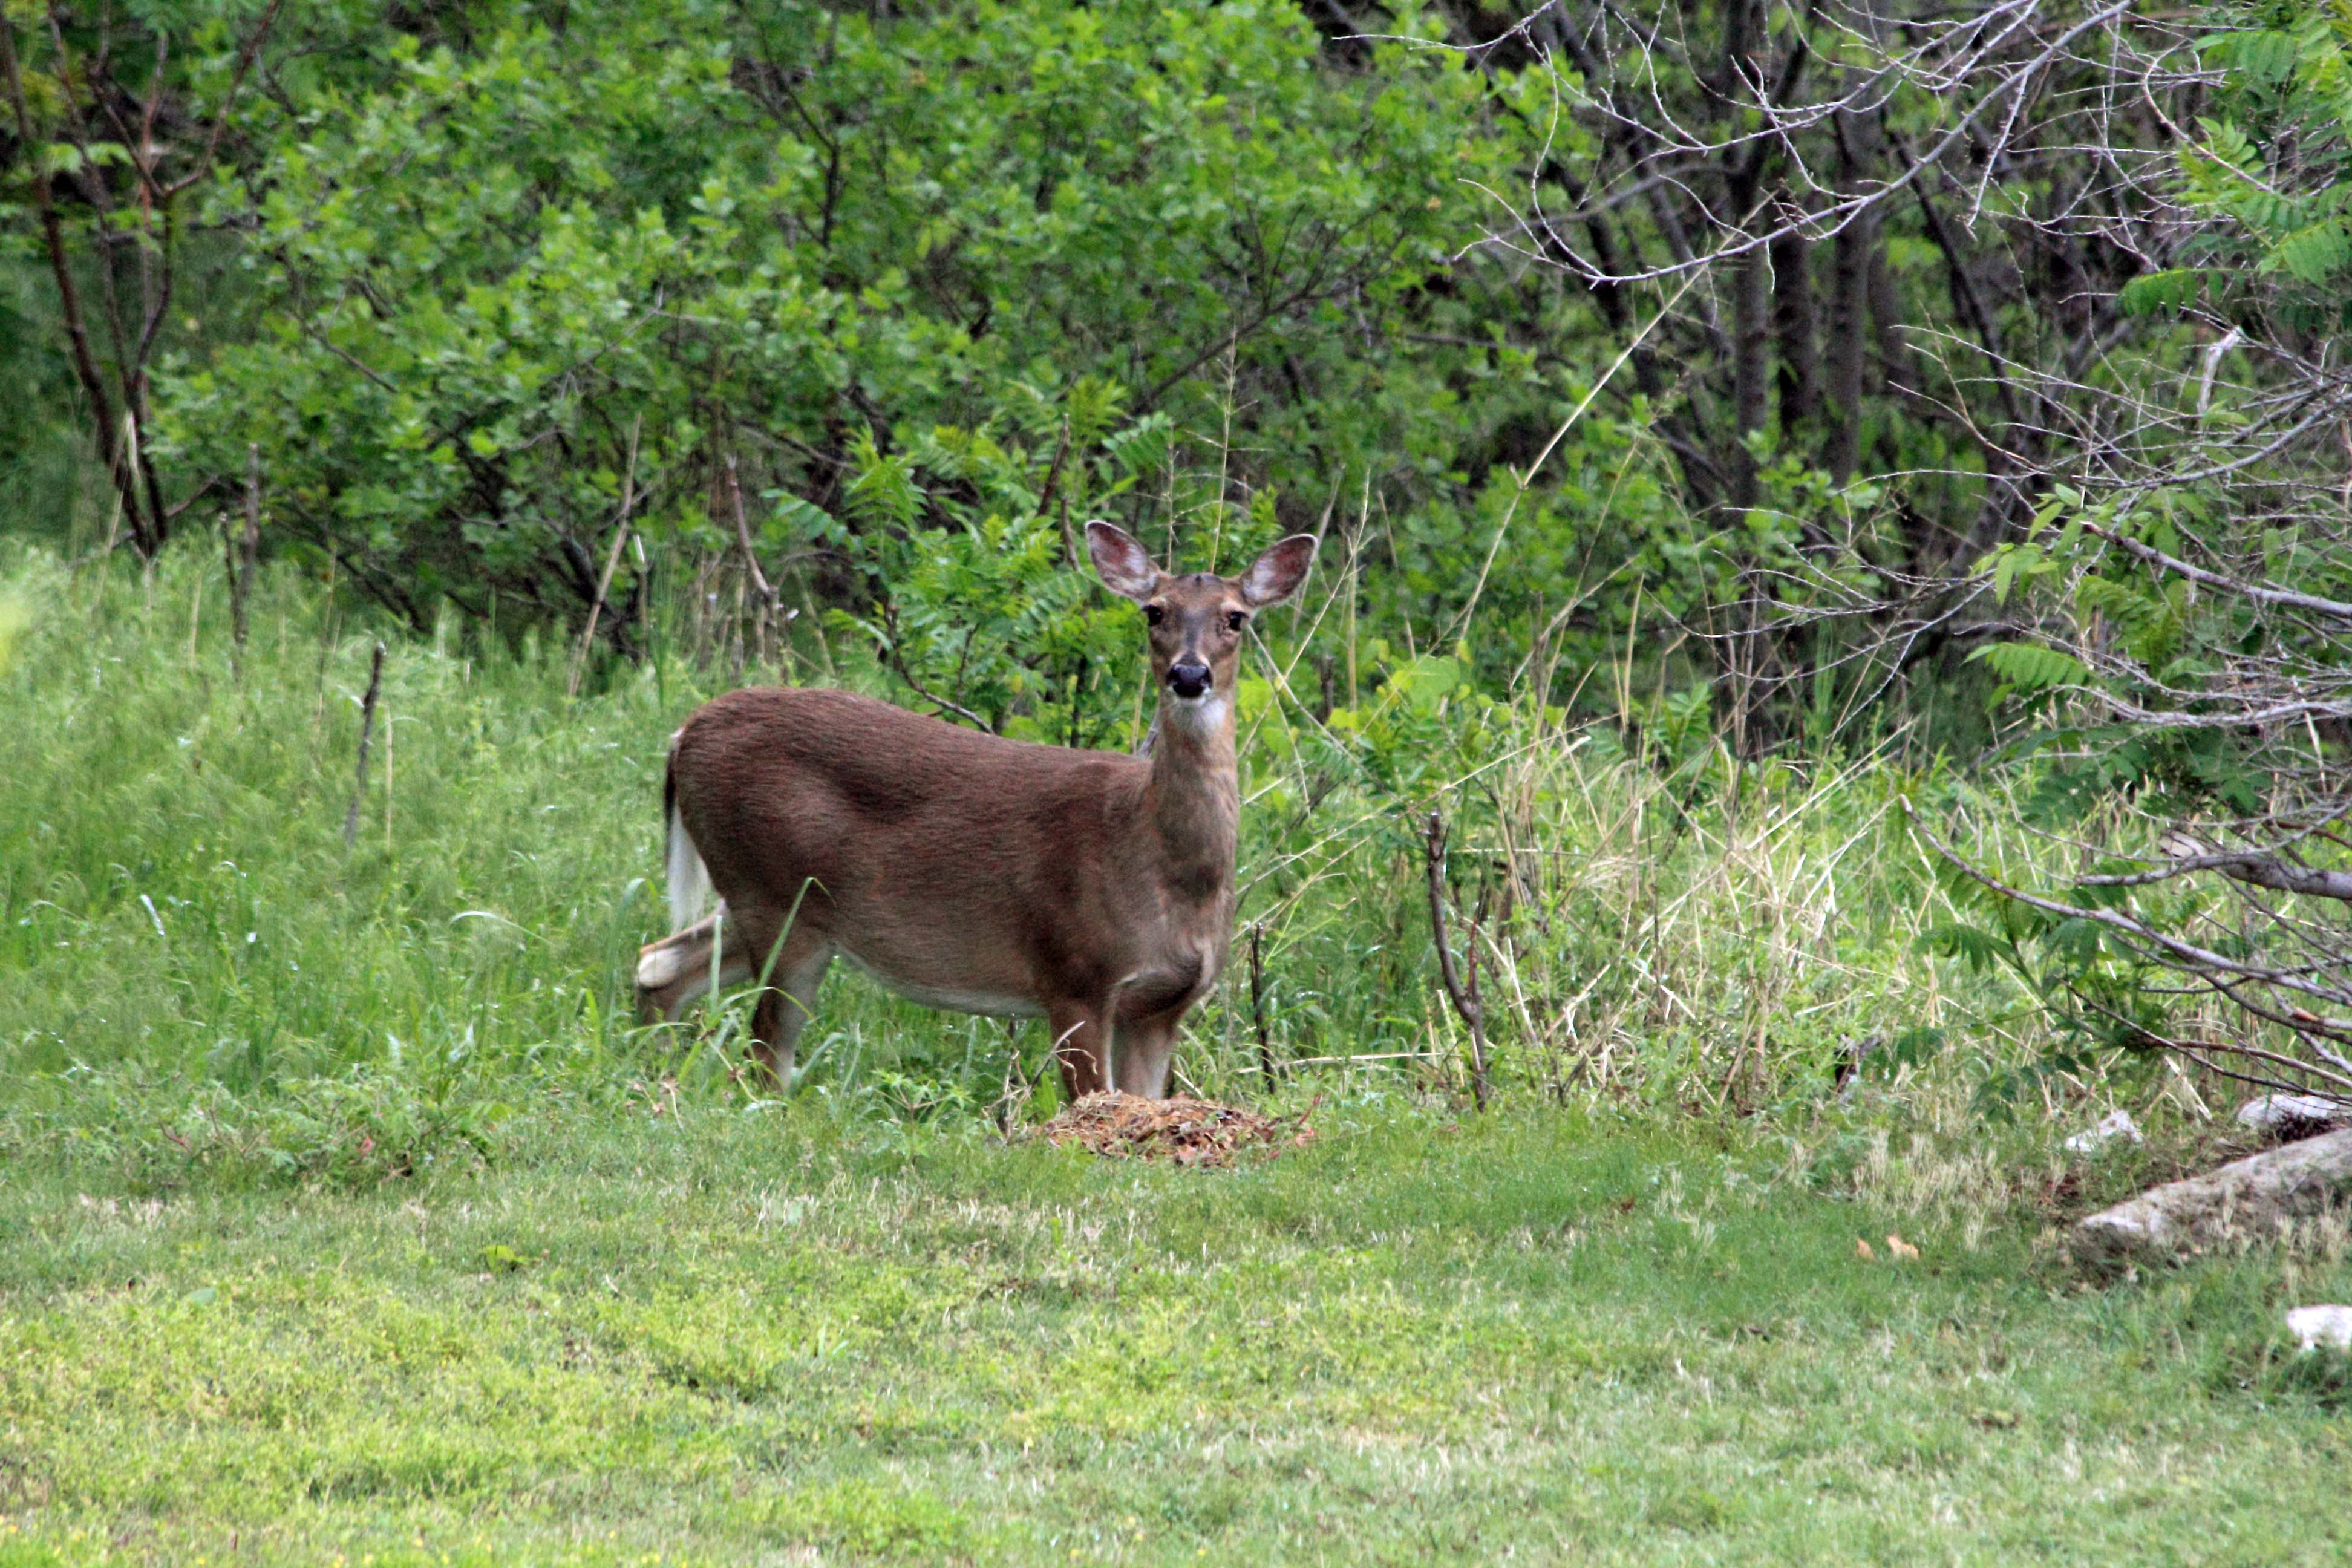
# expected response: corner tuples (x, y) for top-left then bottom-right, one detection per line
(1229, 730), (1995, 1109)
(1, 540), (2072, 1183)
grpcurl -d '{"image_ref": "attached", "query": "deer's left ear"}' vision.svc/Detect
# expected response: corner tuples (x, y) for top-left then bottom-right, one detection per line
(1240, 534), (1318, 607)
(1085, 520), (1163, 602)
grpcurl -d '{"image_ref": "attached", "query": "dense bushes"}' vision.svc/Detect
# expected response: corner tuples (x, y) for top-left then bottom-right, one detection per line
(5, 0), (1766, 726)
(1926, 3), (2352, 1105)
(153, 2), (1553, 641)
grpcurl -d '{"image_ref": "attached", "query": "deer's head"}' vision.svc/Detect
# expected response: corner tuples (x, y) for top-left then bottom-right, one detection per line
(1086, 521), (1318, 730)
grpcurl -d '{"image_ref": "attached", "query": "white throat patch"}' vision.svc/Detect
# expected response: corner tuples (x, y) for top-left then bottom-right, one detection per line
(1168, 694), (1228, 734)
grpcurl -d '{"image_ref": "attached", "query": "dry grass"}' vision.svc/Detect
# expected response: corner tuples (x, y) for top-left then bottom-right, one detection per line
(1219, 717), (2068, 1115)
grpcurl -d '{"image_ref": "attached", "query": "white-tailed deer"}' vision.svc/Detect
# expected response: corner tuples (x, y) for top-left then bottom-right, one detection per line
(634, 521), (1317, 1100)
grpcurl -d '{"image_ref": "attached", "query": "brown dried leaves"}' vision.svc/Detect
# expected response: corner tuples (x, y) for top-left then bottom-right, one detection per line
(1034, 1091), (1313, 1168)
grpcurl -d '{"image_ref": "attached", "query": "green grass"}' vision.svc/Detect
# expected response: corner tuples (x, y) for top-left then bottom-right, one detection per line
(7, 543), (2345, 1564)
(5, 1107), (2351, 1566)
(0, 540), (2050, 1167)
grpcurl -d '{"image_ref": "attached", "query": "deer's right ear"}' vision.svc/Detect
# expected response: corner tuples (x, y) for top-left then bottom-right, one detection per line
(1085, 520), (1162, 602)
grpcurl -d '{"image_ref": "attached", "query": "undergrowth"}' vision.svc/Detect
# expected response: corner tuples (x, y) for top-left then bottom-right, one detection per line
(1, 541), (2177, 1189)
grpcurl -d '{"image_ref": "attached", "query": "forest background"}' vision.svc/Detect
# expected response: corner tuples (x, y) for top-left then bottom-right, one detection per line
(5, 2), (2352, 1557)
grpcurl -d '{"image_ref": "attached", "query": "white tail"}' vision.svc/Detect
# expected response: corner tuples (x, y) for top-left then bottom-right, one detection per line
(633, 758), (734, 1005)
(665, 788), (715, 930)
(632, 520), (1317, 1098)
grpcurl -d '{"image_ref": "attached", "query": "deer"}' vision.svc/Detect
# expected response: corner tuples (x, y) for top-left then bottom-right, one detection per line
(632, 520), (1318, 1101)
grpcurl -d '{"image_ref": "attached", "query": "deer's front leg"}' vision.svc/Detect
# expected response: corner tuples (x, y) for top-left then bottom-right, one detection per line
(1047, 1003), (1110, 1102)
(1106, 960), (1206, 1099)
(1111, 1012), (1181, 1100)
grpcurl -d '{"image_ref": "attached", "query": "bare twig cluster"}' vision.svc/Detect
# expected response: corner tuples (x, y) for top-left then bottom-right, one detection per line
(1464, 1), (2347, 1096)
(1462, 0), (2225, 745)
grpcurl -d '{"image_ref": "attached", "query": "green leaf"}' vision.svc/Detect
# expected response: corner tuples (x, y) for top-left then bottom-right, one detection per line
(2217, 29), (2301, 88)
(769, 494), (840, 546)
(1867, 1026), (1949, 1078)
(2116, 269), (2202, 315)
(2270, 219), (2352, 284)
(1918, 923), (2007, 972)
(1966, 642), (2091, 691)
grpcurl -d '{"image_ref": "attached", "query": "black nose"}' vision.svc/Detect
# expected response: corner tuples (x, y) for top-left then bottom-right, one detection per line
(1168, 661), (1212, 700)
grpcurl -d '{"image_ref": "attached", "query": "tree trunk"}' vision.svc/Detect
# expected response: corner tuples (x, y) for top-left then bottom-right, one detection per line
(1823, 106), (1881, 484)
(1771, 221), (1819, 431)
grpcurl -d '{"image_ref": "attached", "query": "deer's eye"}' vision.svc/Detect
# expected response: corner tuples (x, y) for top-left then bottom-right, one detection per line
(1144, 604), (1165, 626)
(1226, 610), (1248, 632)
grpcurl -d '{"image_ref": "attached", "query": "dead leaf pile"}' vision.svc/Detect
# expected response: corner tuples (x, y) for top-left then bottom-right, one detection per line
(1034, 1091), (1312, 1168)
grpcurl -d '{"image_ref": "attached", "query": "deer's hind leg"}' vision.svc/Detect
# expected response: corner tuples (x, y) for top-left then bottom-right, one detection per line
(731, 911), (834, 1088)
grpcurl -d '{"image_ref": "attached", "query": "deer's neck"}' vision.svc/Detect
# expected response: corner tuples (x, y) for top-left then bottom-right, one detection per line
(1143, 697), (1240, 902)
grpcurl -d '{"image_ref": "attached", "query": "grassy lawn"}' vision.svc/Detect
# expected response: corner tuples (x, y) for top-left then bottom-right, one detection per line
(5, 1105), (2349, 1567)
(7, 554), (2349, 1566)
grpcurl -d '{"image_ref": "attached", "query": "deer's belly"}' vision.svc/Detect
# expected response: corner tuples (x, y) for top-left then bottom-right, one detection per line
(835, 947), (1047, 1019)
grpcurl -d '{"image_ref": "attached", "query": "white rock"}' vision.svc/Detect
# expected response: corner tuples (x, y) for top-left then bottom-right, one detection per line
(2065, 1109), (2143, 1155)
(2287, 1304), (2352, 1352)
(2236, 1094), (2349, 1135)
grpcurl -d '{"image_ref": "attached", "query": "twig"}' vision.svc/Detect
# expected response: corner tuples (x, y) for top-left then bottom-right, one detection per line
(223, 442), (261, 674)
(1425, 806), (1489, 1111)
(1, 18), (147, 552)
(343, 641), (384, 848)
(724, 454), (773, 603)
(2079, 840), (2352, 901)
(1250, 921), (1276, 1093)
(1281, 1052), (1434, 1068)
(162, 0), (284, 197)
(2077, 518), (2352, 624)
(1035, 419), (1075, 561)
(725, 455), (797, 673)
(569, 416), (641, 696)
(877, 599), (993, 731)
(1904, 801), (2352, 1007)
(995, 1020), (1034, 1140)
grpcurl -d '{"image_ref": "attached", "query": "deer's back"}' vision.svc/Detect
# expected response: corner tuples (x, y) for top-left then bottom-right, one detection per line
(670, 687), (1155, 997)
